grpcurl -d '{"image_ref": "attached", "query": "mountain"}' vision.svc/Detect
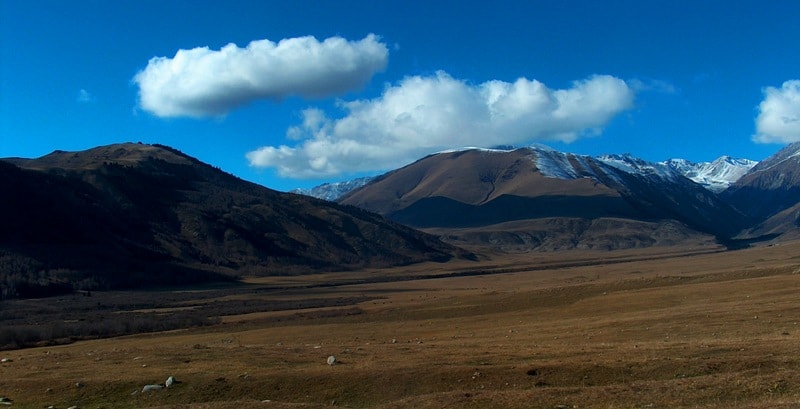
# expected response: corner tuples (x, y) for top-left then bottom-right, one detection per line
(291, 176), (375, 201)
(296, 152), (757, 201)
(722, 142), (800, 238)
(663, 156), (757, 192)
(339, 146), (747, 250)
(0, 143), (463, 299)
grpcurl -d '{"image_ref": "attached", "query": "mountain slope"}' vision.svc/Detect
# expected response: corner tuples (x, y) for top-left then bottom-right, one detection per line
(339, 147), (747, 249)
(663, 156), (757, 192)
(291, 176), (375, 201)
(721, 142), (800, 238)
(0, 143), (462, 298)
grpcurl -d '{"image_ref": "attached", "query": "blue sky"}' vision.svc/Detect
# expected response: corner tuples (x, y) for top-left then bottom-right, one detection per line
(2, 0), (800, 191)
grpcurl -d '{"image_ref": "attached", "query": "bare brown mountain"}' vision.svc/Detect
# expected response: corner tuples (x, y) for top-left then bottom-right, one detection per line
(0, 143), (463, 298)
(722, 142), (800, 239)
(339, 147), (747, 250)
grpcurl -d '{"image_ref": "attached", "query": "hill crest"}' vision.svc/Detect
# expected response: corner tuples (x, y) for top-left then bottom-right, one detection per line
(0, 143), (464, 299)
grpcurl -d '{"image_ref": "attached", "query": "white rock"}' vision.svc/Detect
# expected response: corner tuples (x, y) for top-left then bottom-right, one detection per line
(165, 376), (175, 388)
(326, 355), (336, 365)
(142, 384), (164, 392)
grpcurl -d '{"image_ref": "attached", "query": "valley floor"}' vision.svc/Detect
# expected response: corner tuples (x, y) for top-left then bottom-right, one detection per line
(2, 242), (800, 408)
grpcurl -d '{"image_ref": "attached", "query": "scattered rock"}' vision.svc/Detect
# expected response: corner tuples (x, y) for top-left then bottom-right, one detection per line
(327, 355), (336, 366)
(68, 406), (79, 409)
(75, 382), (83, 388)
(165, 376), (176, 388)
(0, 358), (11, 363)
(0, 396), (12, 406)
(141, 384), (164, 393)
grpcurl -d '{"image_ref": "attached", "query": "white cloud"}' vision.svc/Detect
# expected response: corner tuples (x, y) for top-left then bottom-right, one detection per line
(628, 78), (677, 94)
(753, 80), (800, 144)
(247, 72), (634, 178)
(77, 89), (94, 103)
(133, 34), (388, 118)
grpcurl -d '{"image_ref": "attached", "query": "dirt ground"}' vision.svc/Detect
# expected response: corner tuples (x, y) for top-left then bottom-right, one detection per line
(3, 242), (800, 408)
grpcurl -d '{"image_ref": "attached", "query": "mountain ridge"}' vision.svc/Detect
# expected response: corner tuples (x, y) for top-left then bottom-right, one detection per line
(0, 143), (465, 299)
(295, 146), (757, 200)
(337, 146), (750, 250)
(722, 142), (800, 237)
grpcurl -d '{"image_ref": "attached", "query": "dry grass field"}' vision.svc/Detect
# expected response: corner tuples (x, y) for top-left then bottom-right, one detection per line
(3, 241), (800, 408)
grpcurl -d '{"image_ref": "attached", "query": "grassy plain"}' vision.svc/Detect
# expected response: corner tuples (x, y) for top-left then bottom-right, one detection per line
(2, 241), (800, 408)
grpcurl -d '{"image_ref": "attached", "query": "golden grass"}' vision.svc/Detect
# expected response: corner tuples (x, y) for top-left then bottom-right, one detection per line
(3, 242), (800, 408)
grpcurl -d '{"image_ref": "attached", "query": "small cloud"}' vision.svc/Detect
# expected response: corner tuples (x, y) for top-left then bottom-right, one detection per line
(753, 80), (800, 144)
(133, 34), (388, 118)
(247, 72), (635, 178)
(628, 78), (677, 94)
(77, 89), (94, 103)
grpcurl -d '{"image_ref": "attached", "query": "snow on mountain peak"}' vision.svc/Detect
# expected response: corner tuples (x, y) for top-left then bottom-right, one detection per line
(597, 154), (679, 180)
(531, 147), (757, 192)
(291, 176), (375, 201)
(435, 146), (516, 154)
(662, 156), (756, 192)
(293, 147), (759, 201)
(529, 147), (685, 186)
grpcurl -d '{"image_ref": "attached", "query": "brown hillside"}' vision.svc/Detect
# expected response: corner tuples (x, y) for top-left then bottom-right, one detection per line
(341, 149), (620, 215)
(340, 148), (743, 250)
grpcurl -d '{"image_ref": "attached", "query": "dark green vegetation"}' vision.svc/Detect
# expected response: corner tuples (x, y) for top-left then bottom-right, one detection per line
(0, 143), (465, 300)
(0, 282), (374, 350)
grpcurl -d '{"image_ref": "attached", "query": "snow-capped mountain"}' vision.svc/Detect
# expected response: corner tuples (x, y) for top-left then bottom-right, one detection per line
(723, 142), (800, 221)
(294, 146), (756, 200)
(529, 147), (683, 185)
(663, 156), (757, 192)
(291, 176), (374, 201)
(338, 145), (747, 242)
(294, 145), (689, 201)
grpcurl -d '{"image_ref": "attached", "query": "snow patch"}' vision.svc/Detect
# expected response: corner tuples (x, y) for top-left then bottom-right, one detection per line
(664, 156), (757, 192)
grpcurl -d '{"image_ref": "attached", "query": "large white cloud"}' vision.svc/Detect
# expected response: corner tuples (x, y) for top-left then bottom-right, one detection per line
(247, 72), (634, 178)
(133, 34), (388, 117)
(753, 80), (800, 144)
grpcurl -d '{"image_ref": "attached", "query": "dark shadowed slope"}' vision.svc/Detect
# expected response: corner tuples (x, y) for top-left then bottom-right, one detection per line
(722, 142), (800, 240)
(0, 143), (464, 298)
(722, 142), (800, 220)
